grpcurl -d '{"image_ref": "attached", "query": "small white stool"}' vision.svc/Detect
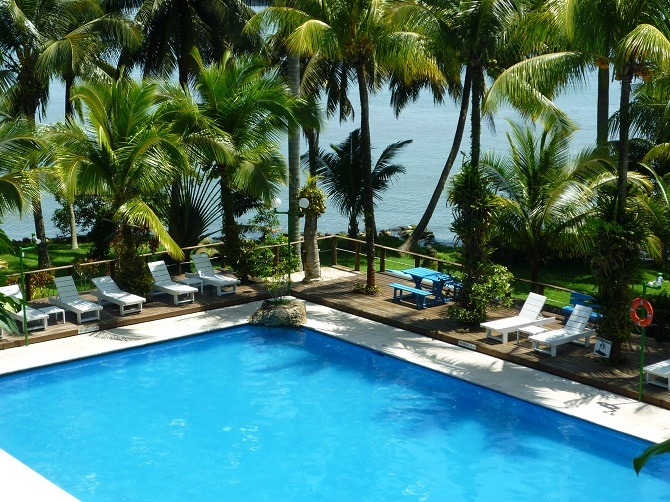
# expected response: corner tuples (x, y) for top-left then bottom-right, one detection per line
(38, 306), (66, 325)
(517, 324), (547, 344)
(177, 276), (203, 294)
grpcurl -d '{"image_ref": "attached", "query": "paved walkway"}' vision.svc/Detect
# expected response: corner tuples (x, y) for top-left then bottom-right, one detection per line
(2, 300), (670, 499)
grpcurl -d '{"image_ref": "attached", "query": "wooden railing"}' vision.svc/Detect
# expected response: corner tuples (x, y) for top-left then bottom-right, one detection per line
(9, 234), (574, 306)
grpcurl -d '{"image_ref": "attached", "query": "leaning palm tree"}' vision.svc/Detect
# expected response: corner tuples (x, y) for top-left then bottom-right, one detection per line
(50, 76), (190, 294)
(389, 0), (532, 251)
(315, 129), (409, 240)
(481, 120), (605, 292)
(247, 0), (443, 291)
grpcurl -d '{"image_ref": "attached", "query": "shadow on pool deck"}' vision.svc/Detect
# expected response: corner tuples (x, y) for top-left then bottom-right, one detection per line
(3, 267), (670, 411)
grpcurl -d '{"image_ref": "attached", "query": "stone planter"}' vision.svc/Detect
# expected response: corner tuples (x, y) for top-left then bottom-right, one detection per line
(248, 297), (307, 327)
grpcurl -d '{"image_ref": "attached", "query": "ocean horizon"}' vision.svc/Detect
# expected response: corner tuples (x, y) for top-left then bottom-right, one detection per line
(2, 71), (618, 244)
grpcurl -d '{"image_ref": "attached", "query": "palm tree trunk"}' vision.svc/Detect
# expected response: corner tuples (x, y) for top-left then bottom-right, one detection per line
(356, 64), (376, 289)
(303, 212), (320, 281)
(348, 213), (359, 239)
(617, 67), (633, 222)
(305, 127), (319, 177)
(220, 175), (241, 277)
(287, 53), (302, 271)
(65, 76), (79, 250)
(471, 64), (483, 168)
(399, 68), (472, 252)
(596, 66), (609, 147)
(68, 202), (78, 250)
(24, 109), (51, 268)
(32, 196), (50, 269)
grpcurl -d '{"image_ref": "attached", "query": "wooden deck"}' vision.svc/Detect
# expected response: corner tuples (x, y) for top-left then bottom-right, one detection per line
(291, 270), (670, 410)
(3, 268), (670, 410)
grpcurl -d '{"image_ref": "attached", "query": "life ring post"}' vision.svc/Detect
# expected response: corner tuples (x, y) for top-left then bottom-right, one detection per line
(632, 296), (655, 402)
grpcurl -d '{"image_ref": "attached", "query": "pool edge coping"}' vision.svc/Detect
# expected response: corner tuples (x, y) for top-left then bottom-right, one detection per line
(1, 300), (669, 499)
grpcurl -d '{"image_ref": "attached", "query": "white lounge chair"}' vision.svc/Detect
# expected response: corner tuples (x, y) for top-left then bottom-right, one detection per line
(92, 276), (146, 316)
(49, 276), (103, 324)
(480, 292), (555, 343)
(0, 284), (49, 333)
(644, 360), (670, 390)
(187, 253), (240, 296)
(528, 304), (595, 357)
(147, 260), (198, 305)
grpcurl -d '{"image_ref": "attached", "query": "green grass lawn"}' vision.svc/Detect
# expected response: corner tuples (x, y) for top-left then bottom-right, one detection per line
(320, 234), (667, 308)
(2, 234), (666, 311)
(0, 241), (92, 281)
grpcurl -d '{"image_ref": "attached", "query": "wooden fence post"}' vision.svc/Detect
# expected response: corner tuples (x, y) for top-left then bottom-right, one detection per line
(331, 236), (338, 266)
(379, 248), (386, 272)
(414, 255), (421, 267)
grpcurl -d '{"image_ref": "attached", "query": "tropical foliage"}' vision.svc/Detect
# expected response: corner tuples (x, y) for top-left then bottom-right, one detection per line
(481, 120), (602, 290)
(248, 0), (443, 291)
(50, 76), (190, 294)
(161, 50), (307, 277)
(315, 129), (409, 239)
(447, 160), (513, 323)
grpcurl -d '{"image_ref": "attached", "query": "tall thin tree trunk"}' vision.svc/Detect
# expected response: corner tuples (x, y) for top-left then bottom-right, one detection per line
(305, 128), (319, 177)
(471, 64), (483, 168)
(303, 213), (321, 281)
(65, 76), (79, 250)
(25, 108), (51, 268)
(596, 66), (609, 147)
(617, 67), (633, 222)
(399, 68), (472, 251)
(356, 64), (376, 289)
(68, 202), (78, 250)
(287, 53), (302, 270)
(32, 196), (50, 269)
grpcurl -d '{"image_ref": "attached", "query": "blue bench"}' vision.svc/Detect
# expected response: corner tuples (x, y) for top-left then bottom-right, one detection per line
(562, 292), (603, 323)
(388, 282), (433, 310)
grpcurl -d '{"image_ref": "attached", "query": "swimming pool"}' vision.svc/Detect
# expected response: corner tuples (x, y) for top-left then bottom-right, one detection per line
(1, 325), (669, 500)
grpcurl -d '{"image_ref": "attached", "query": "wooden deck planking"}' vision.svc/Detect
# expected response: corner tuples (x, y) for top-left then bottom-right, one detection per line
(3, 268), (670, 410)
(292, 271), (670, 410)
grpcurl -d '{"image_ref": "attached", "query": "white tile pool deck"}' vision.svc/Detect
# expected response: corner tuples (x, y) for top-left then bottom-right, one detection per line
(2, 299), (670, 499)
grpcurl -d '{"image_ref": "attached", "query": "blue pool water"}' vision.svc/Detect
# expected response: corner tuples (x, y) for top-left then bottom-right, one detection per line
(1, 325), (669, 501)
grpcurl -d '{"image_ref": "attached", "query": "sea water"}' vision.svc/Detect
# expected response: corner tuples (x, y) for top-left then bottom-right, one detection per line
(1, 325), (669, 500)
(2, 72), (618, 242)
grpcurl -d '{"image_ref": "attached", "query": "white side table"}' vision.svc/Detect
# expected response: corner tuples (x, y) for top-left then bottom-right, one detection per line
(38, 306), (66, 325)
(177, 276), (203, 294)
(517, 324), (548, 344)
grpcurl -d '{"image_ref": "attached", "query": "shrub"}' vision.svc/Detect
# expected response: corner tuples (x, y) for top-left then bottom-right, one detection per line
(448, 264), (513, 323)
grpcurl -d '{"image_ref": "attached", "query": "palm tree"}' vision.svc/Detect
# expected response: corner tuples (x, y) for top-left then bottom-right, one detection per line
(487, 0), (670, 223)
(0, 0), (69, 268)
(0, 117), (41, 333)
(391, 0), (532, 251)
(115, 0), (260, 87)
(481, 120), (604, 291)
(37, 1), (140, 251)
(486, 0), (670, 360)
(50, 76), (190, 294)
(248, 0), (443, 291)
(161, 51), (307, 277)
(315, 129), (409, 240)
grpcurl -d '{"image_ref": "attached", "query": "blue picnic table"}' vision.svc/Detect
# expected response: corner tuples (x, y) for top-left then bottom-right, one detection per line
(401, 267), (460, 305)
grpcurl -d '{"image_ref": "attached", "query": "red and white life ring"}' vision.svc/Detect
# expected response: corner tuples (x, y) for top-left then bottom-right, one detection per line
(630, 297), (654, 327)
